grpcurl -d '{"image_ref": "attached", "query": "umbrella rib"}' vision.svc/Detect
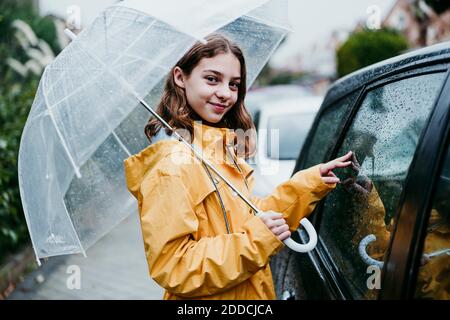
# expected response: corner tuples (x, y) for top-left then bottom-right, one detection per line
(41, 67), (82, 179)
(46, 70), (105, 111)
(244, 12), (293, 33)
(47, 18), (156, 111)
(112, 131), (131, 157)
(246, 27), (286, 87)
(67, 40), (161, 162)
(39, 68), (87, 258)
(108, 19), (157, 68)
(59, 190), (88, 258)
(113, 53), (168, 70)
(17, 148), (43, 265)
(111, 55), (141, 68)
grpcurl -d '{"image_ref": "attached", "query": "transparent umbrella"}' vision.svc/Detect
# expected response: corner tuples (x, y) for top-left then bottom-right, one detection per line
(18, 0), (311, 265)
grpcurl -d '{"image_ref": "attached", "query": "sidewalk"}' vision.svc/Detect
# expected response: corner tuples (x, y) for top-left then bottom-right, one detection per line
(7, 213), (164, 300)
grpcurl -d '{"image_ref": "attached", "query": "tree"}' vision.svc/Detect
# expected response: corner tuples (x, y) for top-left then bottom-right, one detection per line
(424, 0), (450, 14)
(336, 28), (409, 78)
(0, 0), (60, 263)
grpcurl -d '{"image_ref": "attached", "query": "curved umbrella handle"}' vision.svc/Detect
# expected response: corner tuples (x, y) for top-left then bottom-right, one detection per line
(358, 234), (384, 268)
(284, 218), (318, 253)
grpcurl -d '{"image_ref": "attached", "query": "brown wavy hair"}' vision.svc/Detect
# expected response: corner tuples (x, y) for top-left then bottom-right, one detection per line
(144, 33), (256, 158)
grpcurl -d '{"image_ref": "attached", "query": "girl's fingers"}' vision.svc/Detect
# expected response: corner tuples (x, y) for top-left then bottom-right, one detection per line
(320, 151), (353, 176)
(267, 218), (286, 228)
(322, 176), (340, 184)
(321, 161), (346, 173)
(327, 171), (338, 178)
(278, 230), (291, 241)
(271, 224), (289, 235)
(320, 162), (333, 173)
(259, 211), (282, 221)
(334, 161), (352, 168)
(265, 211), (282, 219)
(337, 151), (353, 161)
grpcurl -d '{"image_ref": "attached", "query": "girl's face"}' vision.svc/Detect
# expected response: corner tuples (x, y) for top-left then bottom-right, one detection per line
(173, 52), (241, 124)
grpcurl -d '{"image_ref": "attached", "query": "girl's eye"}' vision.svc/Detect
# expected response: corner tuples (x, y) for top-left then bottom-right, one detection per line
(230, 82), (240, 90)
(206, 76), (217, 82)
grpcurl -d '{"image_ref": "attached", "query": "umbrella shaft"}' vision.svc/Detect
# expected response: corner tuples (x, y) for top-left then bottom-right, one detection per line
(139, 100), (260, 214)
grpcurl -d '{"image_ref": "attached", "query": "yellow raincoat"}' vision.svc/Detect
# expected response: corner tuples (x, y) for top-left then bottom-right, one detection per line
(124, 121), (335, 300)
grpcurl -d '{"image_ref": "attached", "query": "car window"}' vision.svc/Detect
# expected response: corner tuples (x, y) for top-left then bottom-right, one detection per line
(303, 93), (357, 168)
(318, 72), (446, 300)
(267, 112), (316, 160)
(414, 142), (450, 300)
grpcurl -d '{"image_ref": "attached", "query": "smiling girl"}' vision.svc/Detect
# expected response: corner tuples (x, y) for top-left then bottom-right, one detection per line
(124, 34), (352, 300)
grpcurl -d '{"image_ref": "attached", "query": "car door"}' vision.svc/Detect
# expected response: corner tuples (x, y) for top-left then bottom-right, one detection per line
(280, 64), (449, 300)
(272, 90), (360, 299)
(410, 132), (450, 300)
(381, 67), (450, 299)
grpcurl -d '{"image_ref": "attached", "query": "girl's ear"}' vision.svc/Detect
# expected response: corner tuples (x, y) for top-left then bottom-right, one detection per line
(173, 66), (186, 89)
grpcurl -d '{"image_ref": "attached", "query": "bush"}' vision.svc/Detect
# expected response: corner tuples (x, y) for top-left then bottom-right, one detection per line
(0, 79), (38, 262)
(0, 0), (59, 263)
(336, 28), (409, 78)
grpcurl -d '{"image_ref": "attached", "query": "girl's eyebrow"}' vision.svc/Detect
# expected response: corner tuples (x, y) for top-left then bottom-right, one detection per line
(203, 69), (241, 80)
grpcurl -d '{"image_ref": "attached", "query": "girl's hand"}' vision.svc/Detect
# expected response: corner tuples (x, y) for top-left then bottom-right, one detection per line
(257, 211), (291, 241)
(319, 151), (353, 184)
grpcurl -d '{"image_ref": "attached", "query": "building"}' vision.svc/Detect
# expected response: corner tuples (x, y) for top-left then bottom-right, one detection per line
(383, 0), (450, 47)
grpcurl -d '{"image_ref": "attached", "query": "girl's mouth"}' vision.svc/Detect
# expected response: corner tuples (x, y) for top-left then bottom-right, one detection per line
(209, 102), (227, 112)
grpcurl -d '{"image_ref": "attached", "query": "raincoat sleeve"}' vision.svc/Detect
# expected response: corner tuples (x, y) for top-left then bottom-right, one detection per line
(137, 172), (284, 298)
(249, 164), (336, 232)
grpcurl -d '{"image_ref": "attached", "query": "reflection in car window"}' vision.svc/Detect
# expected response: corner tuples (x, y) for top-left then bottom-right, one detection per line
(319, 72), (446, 299)
(303, 93), (357, 168)
(267, 112), (316, 160)
(414, 142), (450, 300)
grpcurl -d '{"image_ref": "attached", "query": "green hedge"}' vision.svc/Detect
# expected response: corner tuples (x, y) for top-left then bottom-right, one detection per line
(0, 0), (59, 263)
(0, 79), (38, 262)
(336, 28), (409, 78)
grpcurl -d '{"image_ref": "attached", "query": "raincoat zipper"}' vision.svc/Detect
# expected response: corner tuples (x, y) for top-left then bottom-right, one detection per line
(200, 143), (252, 235)
(202, 162), (231, 234)
(225, 143), (249, 191)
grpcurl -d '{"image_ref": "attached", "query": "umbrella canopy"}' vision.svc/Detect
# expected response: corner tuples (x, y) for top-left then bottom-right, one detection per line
(18, 0), (291, 263)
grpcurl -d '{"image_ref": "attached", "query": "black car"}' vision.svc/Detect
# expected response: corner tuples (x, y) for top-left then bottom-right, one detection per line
(271, 41), (450, 300)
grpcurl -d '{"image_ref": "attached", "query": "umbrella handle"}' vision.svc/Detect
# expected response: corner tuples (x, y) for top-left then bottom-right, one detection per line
(256, 213), (317, 253)
(284, 218), (318, 253)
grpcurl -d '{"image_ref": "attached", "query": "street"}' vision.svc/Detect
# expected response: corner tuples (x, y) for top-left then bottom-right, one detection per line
(7, 213), (163, 300)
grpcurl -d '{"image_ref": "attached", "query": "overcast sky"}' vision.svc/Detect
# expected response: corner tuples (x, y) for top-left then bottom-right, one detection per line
(271, 0), (395, 66)
(40, 0), (396, 66)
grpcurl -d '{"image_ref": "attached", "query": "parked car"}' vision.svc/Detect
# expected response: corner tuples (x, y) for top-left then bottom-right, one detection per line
(245, 84), (313, 119)
(271, 41), (450, 300)
(249, 96), (323, 197)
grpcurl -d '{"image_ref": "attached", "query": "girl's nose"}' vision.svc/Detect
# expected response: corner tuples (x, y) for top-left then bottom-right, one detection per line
(216, 84), (232, 100)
